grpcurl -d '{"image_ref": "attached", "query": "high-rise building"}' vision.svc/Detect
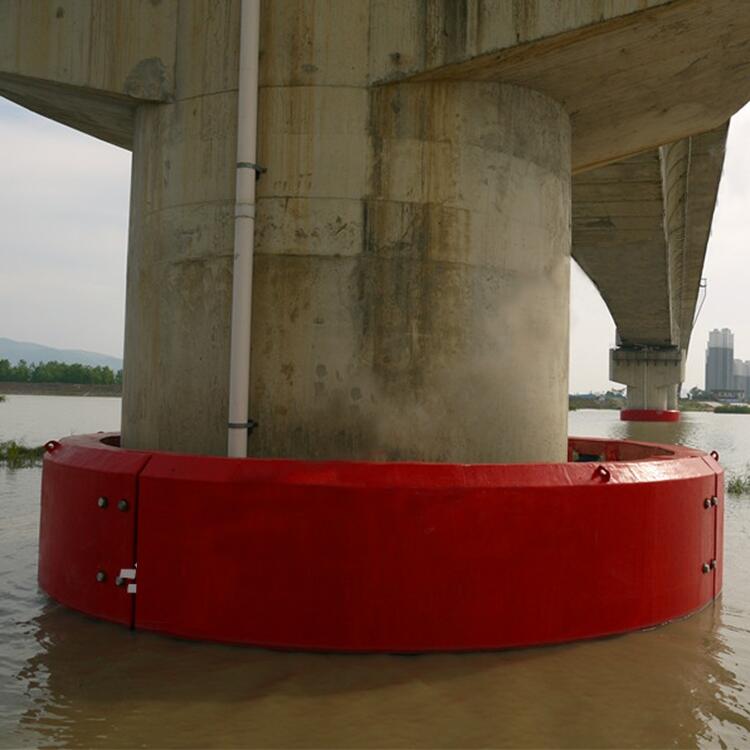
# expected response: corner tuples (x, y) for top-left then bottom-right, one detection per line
(705, 328), (734, 392)
(733, 359), (750, 400)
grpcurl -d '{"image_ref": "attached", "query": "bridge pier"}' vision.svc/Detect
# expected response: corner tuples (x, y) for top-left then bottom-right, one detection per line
(610, 348), (684, 421)
(2, 0), (745, 461)
(248, 81), (571, 463)
(109, 11), (574, 464)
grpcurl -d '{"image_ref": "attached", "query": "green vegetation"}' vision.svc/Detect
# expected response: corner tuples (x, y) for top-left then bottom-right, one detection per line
(714, 405), (750, 414)
(0, 441), (45, 469)
(727, 468), (750, 495)
(569, 392), (626, 411)
(0, 359), (122, 385)
(678, 399), (714, 412)
(0, 394), (5, 403)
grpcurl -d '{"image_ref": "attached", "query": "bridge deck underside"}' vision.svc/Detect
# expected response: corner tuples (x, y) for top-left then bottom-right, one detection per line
(572, 124), (728, 351)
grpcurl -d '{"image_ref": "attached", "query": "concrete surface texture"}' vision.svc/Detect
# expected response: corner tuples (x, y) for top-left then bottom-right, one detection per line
(252, 81), (570, 462)
(1, 0), (749, 460)
(121, 2), (240, 455)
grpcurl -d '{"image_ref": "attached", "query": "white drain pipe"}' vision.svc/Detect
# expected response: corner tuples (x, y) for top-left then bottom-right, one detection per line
(227, 0), (261, 457)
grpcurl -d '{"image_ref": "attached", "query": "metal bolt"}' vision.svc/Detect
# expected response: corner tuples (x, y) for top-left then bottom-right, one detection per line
(704, 498), (711, 509)
(117, 499), (129, 512)
(96, 570), (107, 583)
(115, 576), (126, 587)
(702, 563), (710, 574)
(710, 559), (717, 570)
(97, 496), (108, 509)
(711, 496), (718, 507)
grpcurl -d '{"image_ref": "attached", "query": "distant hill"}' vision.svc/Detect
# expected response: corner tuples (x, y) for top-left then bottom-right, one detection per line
(0, 337), (122, 370)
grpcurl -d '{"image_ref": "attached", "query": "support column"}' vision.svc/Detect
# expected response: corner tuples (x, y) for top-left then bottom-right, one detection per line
(251, 81), (571, 462)
(610, 347), (684, 421)
(122, 4), (572, 463)
(121, 1), (240, 455)
(667, 384), (679, 410)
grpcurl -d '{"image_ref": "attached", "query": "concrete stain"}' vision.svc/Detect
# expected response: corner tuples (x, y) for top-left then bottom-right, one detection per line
(124, 57), (169, 101)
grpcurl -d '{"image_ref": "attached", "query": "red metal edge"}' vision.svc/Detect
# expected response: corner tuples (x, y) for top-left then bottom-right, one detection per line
(39, 433), (723, 652)
(38, 434), (151, 626)
(620, 409), (681, 422)
(701, 451), (725, 600)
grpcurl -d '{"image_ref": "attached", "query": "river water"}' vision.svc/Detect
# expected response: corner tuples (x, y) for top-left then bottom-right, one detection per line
(1, 395), (749, 748)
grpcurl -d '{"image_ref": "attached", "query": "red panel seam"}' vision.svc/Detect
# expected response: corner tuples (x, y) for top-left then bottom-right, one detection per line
(699, 455), (721, 600)
(130, 455), (154, 630)
(712, 466), (719, 600)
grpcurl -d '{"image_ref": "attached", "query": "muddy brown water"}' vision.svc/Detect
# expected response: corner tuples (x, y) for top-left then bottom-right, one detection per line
(1, 396), (749, 748)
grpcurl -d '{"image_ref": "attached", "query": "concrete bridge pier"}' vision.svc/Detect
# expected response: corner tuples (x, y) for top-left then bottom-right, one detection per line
(5, 0), (750, 461)
(610, 348), (684, 420)
(251, 81), (571, 463)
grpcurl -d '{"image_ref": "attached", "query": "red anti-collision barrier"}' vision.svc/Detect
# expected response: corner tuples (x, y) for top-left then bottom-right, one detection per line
(39, 434), (723, 652)
(621, 409), (681, 422)
(39, 437), (151, 626)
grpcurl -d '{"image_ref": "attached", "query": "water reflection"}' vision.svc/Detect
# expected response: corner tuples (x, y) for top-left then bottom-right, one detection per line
(570, 409), (750, 473)
(11, 594), (749, 748)
(614, 415), (697, 446)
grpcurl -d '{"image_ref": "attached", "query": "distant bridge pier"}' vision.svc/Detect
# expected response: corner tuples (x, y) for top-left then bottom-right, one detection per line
(611, 348), (684, 422)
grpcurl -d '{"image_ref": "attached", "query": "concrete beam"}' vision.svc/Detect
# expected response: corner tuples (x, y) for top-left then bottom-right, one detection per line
(573, 150), (672, 346)
(572, 123), (727, 350)
(400, 0), (750, 172)
(0, 0), (177, 146)
(663, 125), (728, 350)
(0, 70), (137, 148)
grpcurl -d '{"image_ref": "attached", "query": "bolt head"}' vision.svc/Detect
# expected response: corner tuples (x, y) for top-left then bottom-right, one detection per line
(704, 498), (711, 509)
(96, 570), (107, 583)
(97, 496), (108, 509)
(702, 563), (710, 574)
(117, 499), (129, 512)
(711, 496), (718, 507)
(115, 576), (125, 587)
(710, 559), (717, 570)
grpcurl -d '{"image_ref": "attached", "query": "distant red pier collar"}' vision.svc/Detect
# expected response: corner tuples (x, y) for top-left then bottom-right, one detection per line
(39, 433), (722, 652)
(620, 409), (681, 422)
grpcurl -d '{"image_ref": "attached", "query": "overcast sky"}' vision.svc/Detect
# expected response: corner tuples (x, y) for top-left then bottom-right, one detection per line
(0, 97), (748, 392)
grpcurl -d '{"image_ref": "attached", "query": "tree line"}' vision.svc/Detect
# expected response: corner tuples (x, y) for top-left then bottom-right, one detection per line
(0, 359), (122, 385)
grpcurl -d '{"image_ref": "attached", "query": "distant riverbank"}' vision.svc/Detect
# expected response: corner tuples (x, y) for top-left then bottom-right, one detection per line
(0, 382), (121, 397)
(569, 396), (717, 412)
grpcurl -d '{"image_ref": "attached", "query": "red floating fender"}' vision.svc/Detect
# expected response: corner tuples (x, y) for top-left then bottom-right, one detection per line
(620, 409), (681, 422)
(39, 433), (723, 652)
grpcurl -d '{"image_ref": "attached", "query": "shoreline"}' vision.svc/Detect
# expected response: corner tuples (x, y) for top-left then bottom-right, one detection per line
(0, 382), (121, 397)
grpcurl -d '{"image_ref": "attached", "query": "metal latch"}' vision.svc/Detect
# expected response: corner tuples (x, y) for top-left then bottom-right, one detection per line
(117, 566), (137, 594)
